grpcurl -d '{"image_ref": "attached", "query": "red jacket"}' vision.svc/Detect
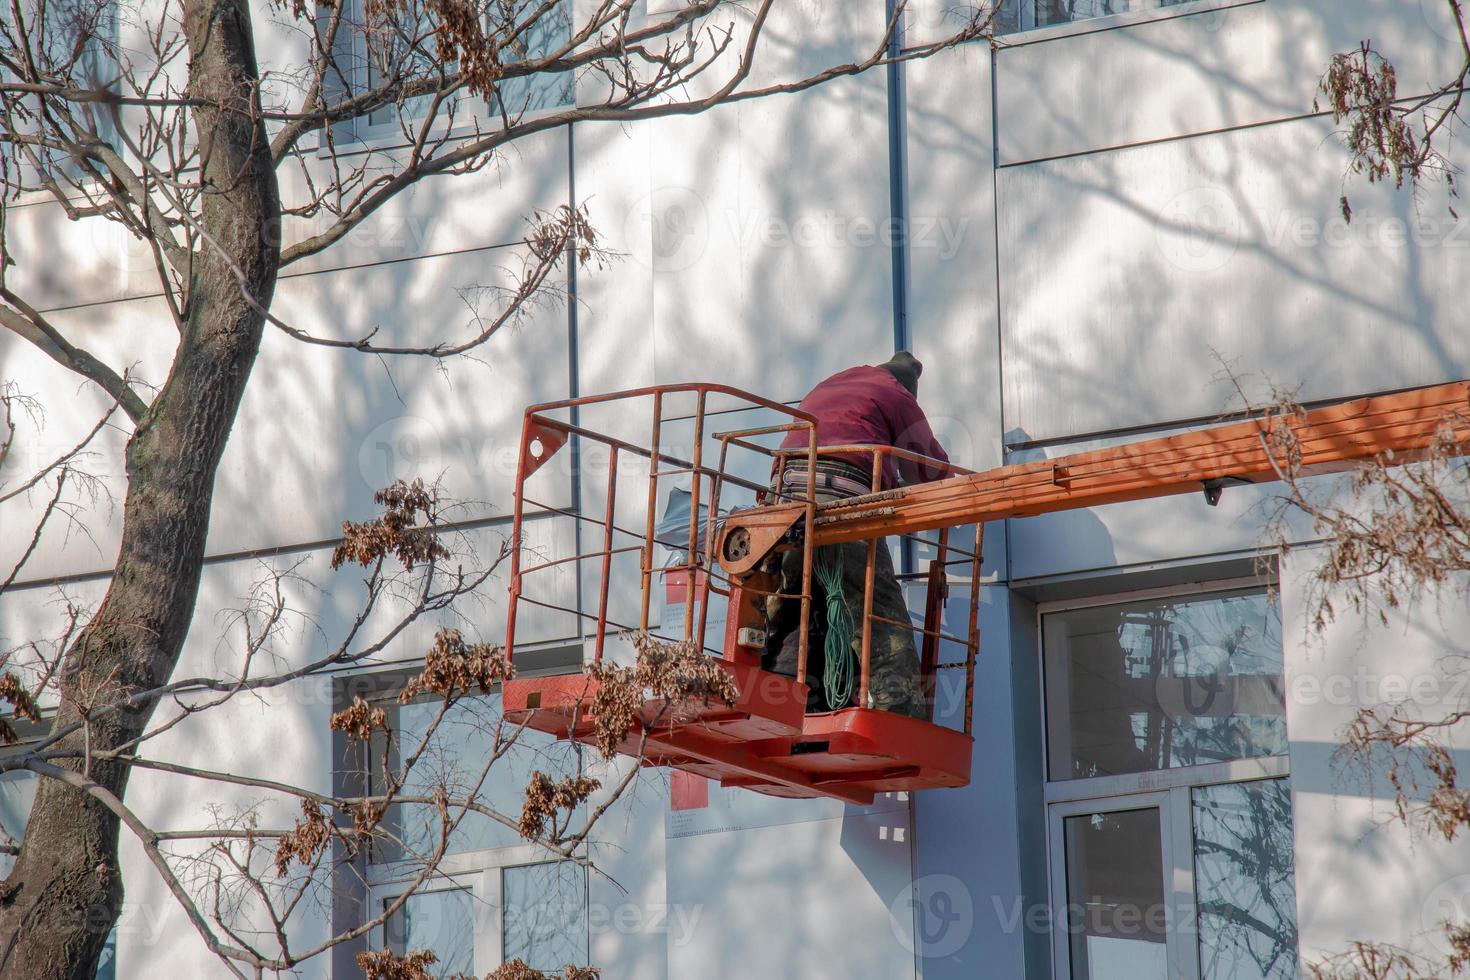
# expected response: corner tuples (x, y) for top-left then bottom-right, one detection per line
(780, 366), (950, 490)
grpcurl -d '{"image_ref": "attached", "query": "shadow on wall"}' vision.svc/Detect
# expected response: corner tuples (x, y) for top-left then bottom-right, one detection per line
(995, 0), (1470, 445)
(663, 790), (920, 979)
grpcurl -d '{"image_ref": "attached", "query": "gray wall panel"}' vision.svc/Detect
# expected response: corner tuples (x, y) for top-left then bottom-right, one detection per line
(1281, 550), (1470, 971)
(999, 114), (1470, 444)
(995, 0), (1461, 166)
(666, 808), (918, 979)
(644, 81), (897, 399)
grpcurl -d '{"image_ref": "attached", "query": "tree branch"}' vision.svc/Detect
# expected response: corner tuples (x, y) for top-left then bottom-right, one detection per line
(0, 292), (146, 421)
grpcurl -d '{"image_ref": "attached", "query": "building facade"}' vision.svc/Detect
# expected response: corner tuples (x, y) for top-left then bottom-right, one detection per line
(2, 0), (1468, 977)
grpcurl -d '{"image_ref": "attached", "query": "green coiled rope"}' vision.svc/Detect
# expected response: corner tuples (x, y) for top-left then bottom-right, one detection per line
(813, 546), (856, 710)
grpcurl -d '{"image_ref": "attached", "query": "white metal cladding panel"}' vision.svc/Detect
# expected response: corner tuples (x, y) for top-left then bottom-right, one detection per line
(2, 110), (569, 314)
(906, 41), (1003, 473)
(643, 77), (897, 397)
(904, 40), (1010, 576)
(665, 809), (918, 979)
(998, 114), (1470, 445)
(1280, 551), (1470, 971)
(0, 253), (572, 581)
(277, 126), (573, 279)
(570, 118), (657, 402)
(573, 0), (893, 403)
(994, 0), (1463, 166)
(182, 525), (569, 682)
(205, 244), (573, 556)
(0, 294), (174, 585)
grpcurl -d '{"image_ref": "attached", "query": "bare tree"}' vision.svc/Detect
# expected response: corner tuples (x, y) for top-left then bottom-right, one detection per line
(0, 1), (995, 976)
(1237, 391), (1470, 979)
(0, 460), (742, 978)
(1318, 0), (1469, 221)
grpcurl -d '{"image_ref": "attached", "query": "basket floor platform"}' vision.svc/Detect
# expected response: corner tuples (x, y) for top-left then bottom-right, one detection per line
(502, 665), (974, 806)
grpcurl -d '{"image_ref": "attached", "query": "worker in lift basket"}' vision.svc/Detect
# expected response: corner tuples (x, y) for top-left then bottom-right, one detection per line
(765, 351), (951, 721)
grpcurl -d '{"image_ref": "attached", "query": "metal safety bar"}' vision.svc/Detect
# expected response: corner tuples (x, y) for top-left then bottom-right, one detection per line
(505, 384), (821, 672)
(505, 384), (985, 738)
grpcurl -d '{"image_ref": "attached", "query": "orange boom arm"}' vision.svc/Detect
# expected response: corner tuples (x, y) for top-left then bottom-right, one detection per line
(799, 380), (1470, 546)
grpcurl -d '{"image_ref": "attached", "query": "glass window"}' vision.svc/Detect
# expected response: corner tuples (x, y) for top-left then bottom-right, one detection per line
(1063, 807), (1168, 980)
(336, 0), (573, 134)
(0, 0), (119, 187)
(1043, 590), (1286, 781)
(1035, 0), (1133, 28)
(998, 0), (1215, 33)
(1193, 779), (1299, 980)
(1043, 585), (1300, 980)
(384, 886), (476, 978)
(0, 770), (37, 878)
(490, 0), (573, 118)
(373, 693), (582, 863)
(503, 861), (589, 971)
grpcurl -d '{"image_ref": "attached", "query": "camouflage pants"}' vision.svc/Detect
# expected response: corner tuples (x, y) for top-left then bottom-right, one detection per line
(766, 537), (928, 721)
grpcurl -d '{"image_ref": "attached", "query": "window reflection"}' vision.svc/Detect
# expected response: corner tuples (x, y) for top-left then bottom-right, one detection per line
(1035, 0), (1133, 27)
(372, 693), (581, 862)
(384, 887), (476, 978)
(1064, 807), (1168, 980)
(503, 862), (589, 972)
(344, 0), (574, 128)
(1044, 591), (1286, 781)
(1193, 779), (1300, 979)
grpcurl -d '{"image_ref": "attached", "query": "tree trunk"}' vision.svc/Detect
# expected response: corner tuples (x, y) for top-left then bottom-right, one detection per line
(0, 0), (280, 975)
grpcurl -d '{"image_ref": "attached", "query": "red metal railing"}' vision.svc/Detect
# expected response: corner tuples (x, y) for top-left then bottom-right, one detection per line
(503, 384), (984, 735)
(504, 384), (820, 669)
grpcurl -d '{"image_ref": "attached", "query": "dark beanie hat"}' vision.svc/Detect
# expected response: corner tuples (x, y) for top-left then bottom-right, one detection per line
(876, 351), (922, 396)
